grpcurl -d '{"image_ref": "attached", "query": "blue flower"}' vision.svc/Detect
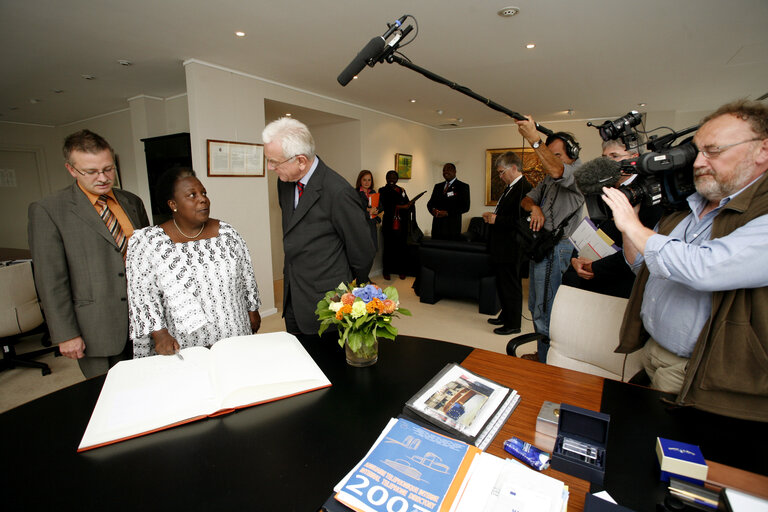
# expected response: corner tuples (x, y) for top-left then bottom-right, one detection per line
(352, 284), (386, 303)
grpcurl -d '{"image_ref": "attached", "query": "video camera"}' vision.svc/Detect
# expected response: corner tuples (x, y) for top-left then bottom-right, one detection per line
(577, 112), (699, 221)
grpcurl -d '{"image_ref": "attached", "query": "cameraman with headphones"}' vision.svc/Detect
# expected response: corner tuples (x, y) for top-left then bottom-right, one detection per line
(516, 116), (584, 362)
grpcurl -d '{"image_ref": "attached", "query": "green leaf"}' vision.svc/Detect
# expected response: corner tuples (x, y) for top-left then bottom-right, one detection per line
(397, 308), (412, 316)
(383, 286), (399, 302)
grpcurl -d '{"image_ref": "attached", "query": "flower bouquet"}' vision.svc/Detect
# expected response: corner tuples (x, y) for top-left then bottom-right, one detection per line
(316, 282), (411, 366)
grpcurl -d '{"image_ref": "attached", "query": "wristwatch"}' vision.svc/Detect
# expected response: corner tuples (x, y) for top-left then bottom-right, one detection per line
(532, 139), (543, 149)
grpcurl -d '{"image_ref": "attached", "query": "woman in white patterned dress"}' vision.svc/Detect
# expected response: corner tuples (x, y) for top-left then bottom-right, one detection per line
(126, 167), (261, 357)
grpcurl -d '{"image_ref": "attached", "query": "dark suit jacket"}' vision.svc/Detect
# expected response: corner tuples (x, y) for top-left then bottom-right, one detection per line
(427, 179), (470, 239)
(278, 158), (376, 334)
(28, 182), (149, 357)
(489, 177), (533, 263)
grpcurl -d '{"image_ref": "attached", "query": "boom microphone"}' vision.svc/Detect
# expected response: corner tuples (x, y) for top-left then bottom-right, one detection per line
(337, 15), (407, 86)
(574, 157), (622, 195)
(337, 37), (385, 86)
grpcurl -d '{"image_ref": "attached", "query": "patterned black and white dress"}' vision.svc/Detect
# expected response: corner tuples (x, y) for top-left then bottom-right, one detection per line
(126, 222), (260, 358)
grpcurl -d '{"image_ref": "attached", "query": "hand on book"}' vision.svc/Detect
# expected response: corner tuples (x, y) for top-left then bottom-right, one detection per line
(151, 329), (180, 355)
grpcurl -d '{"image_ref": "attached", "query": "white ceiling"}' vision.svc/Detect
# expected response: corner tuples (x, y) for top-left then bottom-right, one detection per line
(1, 0), (767, 129)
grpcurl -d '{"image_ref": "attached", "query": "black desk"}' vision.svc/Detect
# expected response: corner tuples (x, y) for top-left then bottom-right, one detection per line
(600, 379), (768, 510)
(2, 335), (472, 511)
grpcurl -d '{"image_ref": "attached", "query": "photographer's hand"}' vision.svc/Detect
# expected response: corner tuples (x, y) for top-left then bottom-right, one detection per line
(529, 205), (545, 232)
(572, 257), (595, 280)
(601, 187), (653, 263)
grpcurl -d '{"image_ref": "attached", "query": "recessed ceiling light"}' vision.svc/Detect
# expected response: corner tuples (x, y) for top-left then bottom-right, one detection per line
(409, 99), (416, 103)
(235, 31), (246, 37)
(52, 89), (64, 94)
(81, 74), (96, 80)
(436, 109), (444, 115)
(638, 102), (647, 107)
(526, 43), (536, 49)
(117, 59), (132, 66)
(498, 6), (520, 17)
(352, 75), (358, 80)
(285, 113), (292, 117)
(29, 98), (41, 104)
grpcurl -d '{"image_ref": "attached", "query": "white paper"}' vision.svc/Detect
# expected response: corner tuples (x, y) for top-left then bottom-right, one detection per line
(568, 217), (620, 261)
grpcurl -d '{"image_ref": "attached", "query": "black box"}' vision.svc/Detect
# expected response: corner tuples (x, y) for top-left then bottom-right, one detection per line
(551, 403), (610, 485)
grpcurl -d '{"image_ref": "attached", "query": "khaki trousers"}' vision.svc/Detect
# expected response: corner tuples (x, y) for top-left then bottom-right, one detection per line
(641, 338), (689, 394)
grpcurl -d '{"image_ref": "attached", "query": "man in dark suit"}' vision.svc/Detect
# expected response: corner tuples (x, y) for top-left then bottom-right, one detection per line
(482, 152), (532, 335)
(262, 118), (375, 336)
(28, 129), (149, 378)
(427, 163), (470, 240)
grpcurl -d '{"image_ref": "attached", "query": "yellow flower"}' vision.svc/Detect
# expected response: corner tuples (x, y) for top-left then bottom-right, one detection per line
(350, 300), (367, 318)
(329, 302), (343, 312)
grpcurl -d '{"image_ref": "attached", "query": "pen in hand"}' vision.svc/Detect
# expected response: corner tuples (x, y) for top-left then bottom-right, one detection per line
(174, 350), (184, 361)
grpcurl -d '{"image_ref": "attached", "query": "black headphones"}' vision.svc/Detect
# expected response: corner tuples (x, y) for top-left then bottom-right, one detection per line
(546, 132), (581, 160)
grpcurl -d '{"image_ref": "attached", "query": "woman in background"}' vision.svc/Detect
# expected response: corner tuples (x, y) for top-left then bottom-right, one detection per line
(355, 169), (380, 250)
(378, 170), (412, 280)
(126, 167), (260, 357)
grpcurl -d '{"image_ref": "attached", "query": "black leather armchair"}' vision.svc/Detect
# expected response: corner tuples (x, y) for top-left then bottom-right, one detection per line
(417, 218), (500, 314)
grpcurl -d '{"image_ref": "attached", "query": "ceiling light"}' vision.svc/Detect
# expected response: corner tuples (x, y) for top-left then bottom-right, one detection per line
(526, 43), (536, 49)
(117, 60), (132, 66)
(285, 113), (292, 117)
(235, 31), (246, 37)
(638, 102), (647, 107)
(9, 106), (19, 111)
(498, 6), (520, 17)
(52, 89), (64, 93)
(81, 74), (96, 80)
(409, 99), (416, 103)
(352, 75), (358, 80)
(29, 98), (41, 104)
(436, 109), (444, 115)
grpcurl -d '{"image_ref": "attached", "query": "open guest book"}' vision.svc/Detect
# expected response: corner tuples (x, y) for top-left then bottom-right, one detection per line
(77, 332), (331, 452)
(402, 363), (520, 450)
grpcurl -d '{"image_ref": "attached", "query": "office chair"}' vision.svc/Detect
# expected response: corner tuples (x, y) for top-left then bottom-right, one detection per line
(507, 285), (643, 382)
(0, 261), (56, 376)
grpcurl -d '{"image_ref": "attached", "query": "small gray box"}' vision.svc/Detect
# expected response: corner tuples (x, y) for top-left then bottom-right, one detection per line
(536, 401), (560, 438)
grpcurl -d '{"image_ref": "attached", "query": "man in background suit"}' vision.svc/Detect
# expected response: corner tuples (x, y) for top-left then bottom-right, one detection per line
(28, 130), (149, 378)
(483, 152), (532, 335)
(427, 163), (470, 240)
(262, 117), (375, 336)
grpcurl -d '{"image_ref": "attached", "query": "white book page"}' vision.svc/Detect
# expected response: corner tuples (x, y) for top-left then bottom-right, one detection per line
(452, 454), (565, 512)
(78, 346), (217, 450)
(210, 332), (331, 409)
(568, 217), (618, 261)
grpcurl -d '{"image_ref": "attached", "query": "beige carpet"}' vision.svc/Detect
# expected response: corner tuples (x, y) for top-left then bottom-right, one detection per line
(0, 276), (534, 413)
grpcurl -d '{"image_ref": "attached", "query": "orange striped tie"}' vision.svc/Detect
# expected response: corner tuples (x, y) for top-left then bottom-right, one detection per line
(97, 195), (127, 259)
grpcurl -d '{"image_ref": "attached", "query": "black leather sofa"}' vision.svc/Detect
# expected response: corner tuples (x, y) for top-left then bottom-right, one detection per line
(417, 218), (501, 314)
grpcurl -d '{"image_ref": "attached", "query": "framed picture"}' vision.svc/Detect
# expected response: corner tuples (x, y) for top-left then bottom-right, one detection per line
(395, 153), (412, 179)
(485, 147), (545, 206)
(207, 139), (264, 177)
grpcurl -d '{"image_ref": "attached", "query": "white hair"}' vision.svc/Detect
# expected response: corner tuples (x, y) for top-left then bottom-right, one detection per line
(262, 117), (315, 159)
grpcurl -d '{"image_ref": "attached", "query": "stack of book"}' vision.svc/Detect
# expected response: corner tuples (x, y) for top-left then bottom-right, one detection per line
(326, 363), (568, 512)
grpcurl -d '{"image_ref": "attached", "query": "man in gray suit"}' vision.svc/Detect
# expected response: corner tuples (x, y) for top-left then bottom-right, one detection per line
(28, 130), (149, 377)
(263, 118), (375, 336)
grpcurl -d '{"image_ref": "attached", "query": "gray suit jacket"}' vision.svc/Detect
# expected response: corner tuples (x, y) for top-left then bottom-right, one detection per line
(28, 182), (150, 357)
(279, 158), (375, 334)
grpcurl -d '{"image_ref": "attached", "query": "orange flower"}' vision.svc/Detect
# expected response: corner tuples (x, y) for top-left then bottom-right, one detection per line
(336, 304), (352, 320)
(366, 298), (385, 314)
(382, 299), (397, 314)
(341, 293), (356, 306)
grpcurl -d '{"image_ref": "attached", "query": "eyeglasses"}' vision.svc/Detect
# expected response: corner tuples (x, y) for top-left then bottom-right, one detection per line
(266, 155), (296, 169)
(68, 163), (116, 177)
(696, 138), (762, 159)
(497, 167), (511, 175)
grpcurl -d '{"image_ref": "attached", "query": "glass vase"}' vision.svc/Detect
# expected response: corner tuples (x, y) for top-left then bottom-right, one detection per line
(345, 338), (378, 367)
